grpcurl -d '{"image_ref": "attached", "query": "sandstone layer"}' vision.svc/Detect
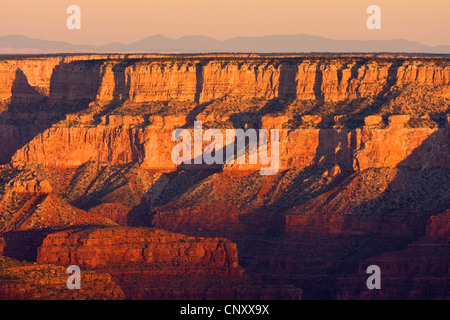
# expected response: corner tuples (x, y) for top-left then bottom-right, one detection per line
(0, 54), (448, 300)
(0, 256), (124, 300)
(36, 227), (240, 269)
(1, 55), (449, 106)
(35, 226), (302, 299)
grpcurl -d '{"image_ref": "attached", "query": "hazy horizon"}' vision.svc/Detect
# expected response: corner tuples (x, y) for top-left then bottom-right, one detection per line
(1, 0), (449, 47)
(2, 33), (450, 49)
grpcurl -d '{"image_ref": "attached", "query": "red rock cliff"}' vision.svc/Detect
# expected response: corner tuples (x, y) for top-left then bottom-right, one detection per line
(36, 227), (239, 269)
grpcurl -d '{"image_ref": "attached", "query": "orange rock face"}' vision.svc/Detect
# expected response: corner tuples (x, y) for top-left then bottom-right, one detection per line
(0, 257), (125, 300)
(9, 122), (450, 172)
(0, 55), (448, 105)
(353, 125), (449, 171)
(36, 227), (240, 269)
(33, 226), (304, 299)
(0, 54), (449, 300)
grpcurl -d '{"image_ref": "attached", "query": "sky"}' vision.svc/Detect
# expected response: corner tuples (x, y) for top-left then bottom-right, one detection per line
(1, 0), (449, 46)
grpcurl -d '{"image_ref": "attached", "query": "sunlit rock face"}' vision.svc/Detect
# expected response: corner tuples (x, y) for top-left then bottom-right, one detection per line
(0, 54), (449, 300)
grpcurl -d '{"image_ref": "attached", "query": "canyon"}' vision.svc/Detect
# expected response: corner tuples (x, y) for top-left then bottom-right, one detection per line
(0, 53), (448, 299)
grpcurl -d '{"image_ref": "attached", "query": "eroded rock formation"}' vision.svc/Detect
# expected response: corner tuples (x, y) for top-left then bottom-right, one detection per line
(0, 256), (124, 300)
(0, 54), (448, 299)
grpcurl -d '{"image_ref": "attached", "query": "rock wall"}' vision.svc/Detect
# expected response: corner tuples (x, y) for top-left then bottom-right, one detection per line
(0, 257), (125, 300)
(1, 54), (449, 300)
(10, 116), (450, 171)
(0, 56), (449, 105)
(36, 227), (240, 270)
(1, 55), (449, 170)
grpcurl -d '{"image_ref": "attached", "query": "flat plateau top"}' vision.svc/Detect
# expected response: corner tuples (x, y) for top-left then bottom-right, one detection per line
(1, 52), (450, 60)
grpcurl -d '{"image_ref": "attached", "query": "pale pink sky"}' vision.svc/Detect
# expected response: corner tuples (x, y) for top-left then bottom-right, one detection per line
(1, 0), (449, 46)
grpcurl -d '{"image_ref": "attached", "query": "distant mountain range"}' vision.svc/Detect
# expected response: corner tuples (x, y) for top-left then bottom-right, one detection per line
(1, 34), (449, 54)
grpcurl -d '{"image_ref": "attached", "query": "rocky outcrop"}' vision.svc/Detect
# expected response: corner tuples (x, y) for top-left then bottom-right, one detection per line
(127, 61), (199, 102)
(5, 170), (52, 194)
(34, 226), (303, 300)
(10, 116), (449, 172)
(0, 54), (449, 300)
(0, 257), (124, 300)
(199, 61), (282, 102)
(353, 125), (449, 171)
(36, 227), (240, 270)
(1, 55), (449, 170)
(0, 55), (449, 106)
(0, 186), (116, 233)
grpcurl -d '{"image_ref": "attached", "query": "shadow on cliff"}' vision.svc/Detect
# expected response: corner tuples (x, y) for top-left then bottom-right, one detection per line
(0, 61), (106, 164)
(91, 60), (139, 121)
(346, 59), (405, 125)
(183, 100), (214, 128)
(1, 225), (104, 261)
(283, 59), (407, 128)
(225, 121), (448, 299)
(0, 68), (47, 163)
(127, 147), (225, 226)
(124, 115), (362, 298)
(238, 116), (356, 234)
(229, 62), (298, 130)
(127, 119), (287, 227)
(275, 127), (449, 299)
(67, 162), (136, 209)
(337, 127), (450, 262)
(2, 229), (54, 261)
